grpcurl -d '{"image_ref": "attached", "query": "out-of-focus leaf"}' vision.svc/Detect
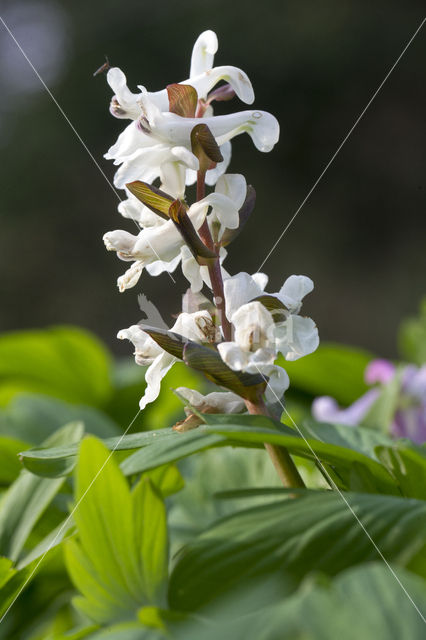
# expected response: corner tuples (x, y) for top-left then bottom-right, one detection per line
(399, 298), (426, 365)
(0, 436), (30, 485)
(280, 343), (372, 405)
(20, 430), (173, 478)
(175, 564), (426, 640)
(169, 491), (426, 611)
(0, 327), (113, 407)
(360, 371), (401, 431)
(65, 437), (169, 624)
(0, 422), (83, 562)
(376, 442), (426, 500)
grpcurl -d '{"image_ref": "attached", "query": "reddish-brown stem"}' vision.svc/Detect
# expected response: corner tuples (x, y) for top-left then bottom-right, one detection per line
(196, 170), (232, 341)
(245, 396), (306, 488)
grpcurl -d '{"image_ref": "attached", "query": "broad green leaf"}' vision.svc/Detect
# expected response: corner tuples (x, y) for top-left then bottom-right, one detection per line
(0, 327), (112, 407)
(0, 422), (83, 562)
(176, 563), (426, 640)
(399, 298), (426, 364)
(20, 430), (174, 478)
(376, 442), (426, 500)
(65, 437), (169, 624)
(0, 560), (36, 618)
(169, 491), (426, 610)
(279, 343), (372, 404)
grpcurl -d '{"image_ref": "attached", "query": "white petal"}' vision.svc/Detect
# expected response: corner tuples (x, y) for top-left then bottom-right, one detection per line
(232, 301), (275, 352)
(180, 246), (203, 292)
(187, 66), (254, 104)
(177, 387), (245, 414)
(117, 324), (162, 364)
(117, 261), (144, 291)
(217, 342), (250, 371)
(107, 67), (141, 119)
(171, 146), (199, 170)
(139, 352), (176, 410)
(103, 230), (137, 256)
(215, 173), (247, 209)
(275, 315), (319, 361)
(118, 196), (162, 228)
(172, 310), (215, 343)
(160, 161), (187, 199)
(277, 275), (314, 313)
(200, 192), (240, 230)
(223, 272), (265, 321)
(145, 253), (182, 276)
(204, 140), (232, 186)
(252, 272), (269, 291)
(190, 30), (218, 78)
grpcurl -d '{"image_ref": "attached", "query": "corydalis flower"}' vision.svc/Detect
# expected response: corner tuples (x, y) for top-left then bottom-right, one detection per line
(217, 272), (319, 401)
(118, 310), (217, 410)
(103, 173), (244, 291)
(312, 359), (426, 444)
(104, 30), (278, 192)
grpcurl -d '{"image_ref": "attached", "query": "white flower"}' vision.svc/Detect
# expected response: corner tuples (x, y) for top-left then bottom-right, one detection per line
(104, 174), (244, 290)
(217, 301), (290, 402)
(222, 271), (319, 361)
(104, 30), (278, 191)
(118, 310), (215, 410)
(106, 30), (254, 121)
(105, 99), (279, 191)
(176, 387), (245, 415)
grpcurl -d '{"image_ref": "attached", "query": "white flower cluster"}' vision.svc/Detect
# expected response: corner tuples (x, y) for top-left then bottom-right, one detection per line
(103, 30), (319, 413)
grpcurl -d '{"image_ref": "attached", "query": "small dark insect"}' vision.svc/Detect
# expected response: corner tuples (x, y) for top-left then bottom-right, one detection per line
(93, 55), (110, 77)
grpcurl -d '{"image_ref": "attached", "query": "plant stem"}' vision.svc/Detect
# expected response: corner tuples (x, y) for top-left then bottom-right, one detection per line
(196, 170), (232, 341)
(245, 397), (306, 488)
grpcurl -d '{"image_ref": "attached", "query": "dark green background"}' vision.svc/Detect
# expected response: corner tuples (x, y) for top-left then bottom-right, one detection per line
(1, 0), (425, 357)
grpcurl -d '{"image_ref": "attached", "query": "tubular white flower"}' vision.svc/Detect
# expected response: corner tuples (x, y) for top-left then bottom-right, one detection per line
(103, 201), (208, 290)
(119, 311), (214, 410)
(177, 387), (245, 415)
(106, 30), (254, 121)
(190, 30), (218, 77)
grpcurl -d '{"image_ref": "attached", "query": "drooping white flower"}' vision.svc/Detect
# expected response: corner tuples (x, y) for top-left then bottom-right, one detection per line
(118, 310), (216, 410)
(176, 387), (246, 415)
(222, 271), (319, 361)
(106, 30), (254, 121)
(104, 174), (243, 290)
(104, 29), (278, 191)
(105, 97), (279, 191)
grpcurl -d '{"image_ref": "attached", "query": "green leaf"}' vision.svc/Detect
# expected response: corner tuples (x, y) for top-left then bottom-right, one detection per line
(360, 370), (401, 431)
(183, 341), (266, 401)
(169, 491), (426, 611)
(20, 430), (174, 478)
(280, 343), (372, 404)
(0, 422), (83, 562)
(0, 327), (113, 407)
(176, 563), (426, 640)
(0, 393), (119, 445)
(65, 437), (169, 624)
(0, 436), (30, 485)
(399, 298), (426, 364)
(375, 442), (426, 500)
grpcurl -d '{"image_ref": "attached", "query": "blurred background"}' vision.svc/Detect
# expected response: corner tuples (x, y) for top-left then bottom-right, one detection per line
(0, 0), (425, 358)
